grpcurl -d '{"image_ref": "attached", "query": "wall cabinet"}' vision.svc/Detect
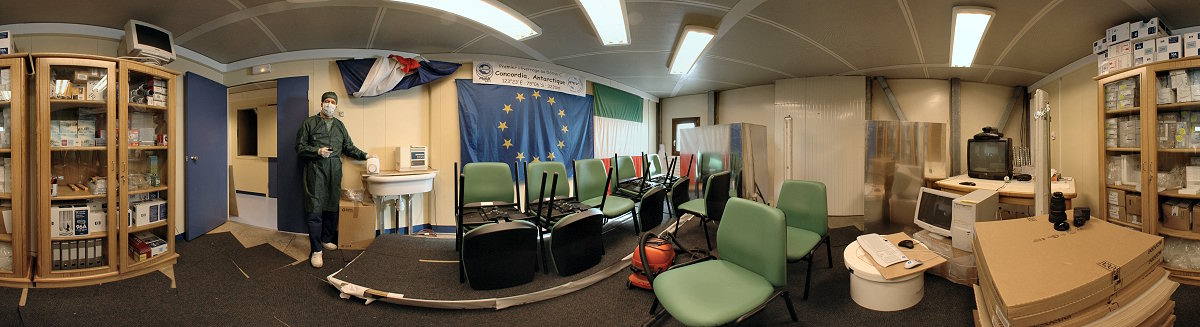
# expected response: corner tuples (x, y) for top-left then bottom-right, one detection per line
(0, 55), (29, 287)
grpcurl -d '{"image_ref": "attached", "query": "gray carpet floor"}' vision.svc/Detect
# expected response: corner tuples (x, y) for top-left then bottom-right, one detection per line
(0, 214), (1196, 326)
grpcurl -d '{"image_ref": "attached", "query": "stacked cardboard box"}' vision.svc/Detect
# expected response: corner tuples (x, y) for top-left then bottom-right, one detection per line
(1099, 18), (1169, 73)
(1103, 77), (1139, 112)
(913, 230), (977, 286)
(1108, 188), (1128, 224)
(974, 218), (1174, 327)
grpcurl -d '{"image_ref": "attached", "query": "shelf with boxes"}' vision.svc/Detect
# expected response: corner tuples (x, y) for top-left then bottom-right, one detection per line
(117, 61), (176, 276)
(0, 54), (27, 287)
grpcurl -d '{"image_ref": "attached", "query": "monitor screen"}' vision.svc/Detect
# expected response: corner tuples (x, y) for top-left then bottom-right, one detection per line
(968, 140), (1010, 175)
(135, 23), (172, 52)
(916, 188), (954, 232)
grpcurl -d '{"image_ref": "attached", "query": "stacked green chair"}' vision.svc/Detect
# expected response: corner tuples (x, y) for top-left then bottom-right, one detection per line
(677, 171), (731, 251)
(455, 162), (529, 252)
(574, 158), (635, 228)
(459, 220), (539, 290)
(525, 162), (605, 276)
(646, 197), (798, 326)
(777, 180), (832, 300)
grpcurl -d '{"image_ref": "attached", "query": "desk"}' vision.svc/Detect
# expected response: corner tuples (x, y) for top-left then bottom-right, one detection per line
(934, 175), (1076, 207)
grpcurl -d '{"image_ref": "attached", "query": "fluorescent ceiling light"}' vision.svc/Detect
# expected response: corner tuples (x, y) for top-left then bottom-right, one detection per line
(577, 0), (630, 46)
(390, 0), (541, 40)
(950, 6), (994, 67)
(668, 26), (716, 75)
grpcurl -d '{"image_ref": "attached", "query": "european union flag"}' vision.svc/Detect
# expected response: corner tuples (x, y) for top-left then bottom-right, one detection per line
(458, 80), (594, 178)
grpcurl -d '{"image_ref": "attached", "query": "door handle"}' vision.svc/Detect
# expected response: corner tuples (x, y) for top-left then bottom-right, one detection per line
(189, 155), (199, 161)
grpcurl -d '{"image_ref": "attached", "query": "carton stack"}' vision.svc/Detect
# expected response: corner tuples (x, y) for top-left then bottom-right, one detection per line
(912, 230), (977, 286)
(1100, 18), (1169, 74)
(973, 218), (1176, 327)
(1103, 77), (1139, 112)
(1107, 188), (1128, 225)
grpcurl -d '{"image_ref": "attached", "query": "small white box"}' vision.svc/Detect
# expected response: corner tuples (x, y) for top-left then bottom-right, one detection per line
(1187, 166), (1200, 188)
(1108, 22), (1131, 44)
(0, 31), (9, 55)
(1113, 53), (1133, 70)
(1133, 39), (1156, 65)
(1109, 41), (1132, 56)
(1132, 18), (1169, 42)
(1184, 32), (1200, 58)
(1157, 36), (1183, 62)
(1094, 38), (1109, 54)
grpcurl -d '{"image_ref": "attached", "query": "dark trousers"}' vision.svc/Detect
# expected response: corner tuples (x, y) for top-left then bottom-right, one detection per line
(308, 211), (339, 253)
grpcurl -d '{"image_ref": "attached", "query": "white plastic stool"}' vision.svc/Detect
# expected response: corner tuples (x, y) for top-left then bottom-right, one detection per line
(843, 240), (924, 311)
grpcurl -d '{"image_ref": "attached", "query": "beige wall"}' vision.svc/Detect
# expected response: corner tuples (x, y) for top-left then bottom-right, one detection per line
(1041, 65), (1100, 211)
(228, 88), (275, 195)
(660, 93), (709, 154)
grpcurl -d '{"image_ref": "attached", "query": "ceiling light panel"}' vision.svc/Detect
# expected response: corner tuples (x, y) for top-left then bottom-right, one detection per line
(950, 6), (994, 68)
(391, 0), (542, 40)
(668, 26), (716, 75)
(577, 0), (630, 46)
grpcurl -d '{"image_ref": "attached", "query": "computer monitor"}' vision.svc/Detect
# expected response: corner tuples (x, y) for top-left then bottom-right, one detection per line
(120, 20), (176, 63)
(914, 187), (958, 238)
(967, 138), (1012, 180)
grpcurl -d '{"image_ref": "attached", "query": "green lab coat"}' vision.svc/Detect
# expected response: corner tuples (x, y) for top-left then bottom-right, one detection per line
(295, 115), (367, 213)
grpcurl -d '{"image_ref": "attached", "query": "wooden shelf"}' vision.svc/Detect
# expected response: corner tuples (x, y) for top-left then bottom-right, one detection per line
(129, 186), (167, 195)
(50, 146), (106, 152)
(0, 148), (10, 154)
(50, 232), (108, 241)
(49, 99), (106, 110)
(1159, 227), (1200, 241)
(1157, 101), (1200, 110)
(1106, 147), (1140, 152)
(128, 220), (167, 233)
(50, 265), (111, 274)
(0, 100), (9, 106)
(129, 145), (167, 151)
(1159, 148), (1200, 154)
(1159, 188), (1200, 200)
(1107, 184), (1139, 193)
(0, 233), (10, 242)
(128, 103), (167, 111)
(51, 188), (106, 201)
(0, 192), (9, 199)
(1108, 219), (1142, 229)
(1104, 107), (1140, 115)
(128, 252), (177, 271)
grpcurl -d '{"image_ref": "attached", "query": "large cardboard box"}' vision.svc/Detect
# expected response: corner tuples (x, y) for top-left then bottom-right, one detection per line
(1193, 202), (1200, 233)
(1109, 204), (1126, 222)
(1126, 194), (1142, 217)
(973, 218), (1163, 327)
(1161, 200), (1191, 230)
(338, 200), (377, 250)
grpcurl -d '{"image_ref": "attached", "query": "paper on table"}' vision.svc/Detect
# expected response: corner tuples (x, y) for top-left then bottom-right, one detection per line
(862, 232), (948, 280)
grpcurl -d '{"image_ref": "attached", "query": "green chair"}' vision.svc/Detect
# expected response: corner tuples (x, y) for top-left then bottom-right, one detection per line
(612, 155), (651, 200)
(456, 162), (527, 252)
(697, 152), (724, 198)
(575, 159), (636, 228)
(525, 161), (572, 226)
(777, 180), (832, 300)
(677, 171), (731, 252)
(647, 198), (798, 326)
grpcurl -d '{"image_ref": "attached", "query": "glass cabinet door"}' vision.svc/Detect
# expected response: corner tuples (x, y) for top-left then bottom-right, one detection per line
(121, 66), (172, 268)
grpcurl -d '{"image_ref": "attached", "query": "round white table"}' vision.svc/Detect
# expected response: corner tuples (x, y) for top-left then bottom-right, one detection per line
(843, 240), (925, 311)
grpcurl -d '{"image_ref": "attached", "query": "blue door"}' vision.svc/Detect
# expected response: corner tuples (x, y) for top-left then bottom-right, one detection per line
(184, 72), (229, 240)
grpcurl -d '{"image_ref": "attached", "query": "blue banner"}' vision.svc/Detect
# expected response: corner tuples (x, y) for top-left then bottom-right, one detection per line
(458, 80), (594, 178)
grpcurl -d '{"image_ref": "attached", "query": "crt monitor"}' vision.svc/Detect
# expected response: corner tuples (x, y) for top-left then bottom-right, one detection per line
(914, 187), (958, 238)
(120, 20), (176, 63)
(967, 138), (1012, 180)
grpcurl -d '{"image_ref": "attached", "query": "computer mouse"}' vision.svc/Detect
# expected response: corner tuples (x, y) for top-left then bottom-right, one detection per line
(898, 240), (915, 249)
(959, 181), (976, 186)
(904, 259), (923, 269)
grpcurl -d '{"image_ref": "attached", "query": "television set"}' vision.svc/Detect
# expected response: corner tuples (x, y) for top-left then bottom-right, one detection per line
(967, 138), (1012, 180)
(120, 20), (175, 64)
(914, 187), (958, 238)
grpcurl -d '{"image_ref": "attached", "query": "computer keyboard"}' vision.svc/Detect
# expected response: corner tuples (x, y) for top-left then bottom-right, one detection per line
(857, 233), (909, 267)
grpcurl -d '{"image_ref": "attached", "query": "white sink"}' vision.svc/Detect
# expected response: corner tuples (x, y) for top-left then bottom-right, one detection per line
(365, 172), (437, 196)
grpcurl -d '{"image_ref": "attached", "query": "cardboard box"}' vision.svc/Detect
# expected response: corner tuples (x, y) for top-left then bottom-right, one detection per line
(978, 263), (1165, 327)
(1094, 38), (1109, 55)
(1185, 32), (1200, 58)
(1132, 17), (1168, 42)
(1097, 50), (1110, 75)
(1109, 204), (1126, 222)
(1108, 188), (1127, 205)
(1161, 200), (1191, 230)
(1156, 36), (1182, 62)
(338, 199), (377, 250)
(1126, 193), (1141, 216)
(1192, 202), (1200, 233)
(973, 218), (1163, 326)
(1108, 22), (1131, 44)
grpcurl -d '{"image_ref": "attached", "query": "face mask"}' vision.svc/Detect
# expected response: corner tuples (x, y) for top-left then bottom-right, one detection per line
(321, 103), (336, 116)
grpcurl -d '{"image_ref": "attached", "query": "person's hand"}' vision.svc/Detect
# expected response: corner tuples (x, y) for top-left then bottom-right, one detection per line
(319, 147), (332, 158)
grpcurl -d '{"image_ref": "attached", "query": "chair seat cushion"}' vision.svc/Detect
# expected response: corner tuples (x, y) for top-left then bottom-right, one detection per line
(579, 196), (635, 218)
(677, 199), (707, 217)
(786, 227), (822, 261)
(652, 260), (775, 326)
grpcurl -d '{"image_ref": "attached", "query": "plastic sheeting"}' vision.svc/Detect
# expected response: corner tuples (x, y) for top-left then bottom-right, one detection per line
(1164, 236), (1200, 270)
(678, 123), (770, 202)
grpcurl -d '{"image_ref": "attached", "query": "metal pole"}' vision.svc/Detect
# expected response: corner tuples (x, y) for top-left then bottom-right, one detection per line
(1032, 89), (1052, 215)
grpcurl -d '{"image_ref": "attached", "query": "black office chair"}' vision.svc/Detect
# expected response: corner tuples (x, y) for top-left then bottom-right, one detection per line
(677, 171), (732, 252)
(545, 207), (606, 276)
(459, 220), (539, 290)
(636, 186), (667, 233)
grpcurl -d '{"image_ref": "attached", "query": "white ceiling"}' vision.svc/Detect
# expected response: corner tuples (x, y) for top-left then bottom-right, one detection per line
(0, 0), (1173, 98)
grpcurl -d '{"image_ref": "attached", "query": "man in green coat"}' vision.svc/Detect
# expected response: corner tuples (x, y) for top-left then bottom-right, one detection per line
(295, 91), (370, 268)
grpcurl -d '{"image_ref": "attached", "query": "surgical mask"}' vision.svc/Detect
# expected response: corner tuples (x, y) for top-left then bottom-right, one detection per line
(321, 103), (336, 116)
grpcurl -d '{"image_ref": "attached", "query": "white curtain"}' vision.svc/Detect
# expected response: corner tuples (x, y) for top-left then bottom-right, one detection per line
(593, 116), (648, 157)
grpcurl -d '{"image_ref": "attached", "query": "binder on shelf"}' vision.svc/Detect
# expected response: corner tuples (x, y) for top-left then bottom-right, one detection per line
(52, 242), (60, 270)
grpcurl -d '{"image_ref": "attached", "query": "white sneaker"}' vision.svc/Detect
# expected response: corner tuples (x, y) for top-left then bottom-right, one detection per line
(323, 242), (338, 251)
(311, 251), (324, 268)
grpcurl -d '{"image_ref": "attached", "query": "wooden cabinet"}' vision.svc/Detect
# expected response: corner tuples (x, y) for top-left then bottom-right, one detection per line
(1098, 58), (1200, 286)
(0, 55), (29, 287)
(30, 55), (176, 287)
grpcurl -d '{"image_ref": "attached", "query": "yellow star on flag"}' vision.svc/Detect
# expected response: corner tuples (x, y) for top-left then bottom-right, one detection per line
(516, 93), (525, 102)
(547, 97), (556, 105)
(498, 121), (508, 132)
(557, 140), (565, 148)
(502, 104), (513, 114)
(516, 152), (525, 161)
(558, 109), (565, 118)
(561, 125), (569, 133)
(547, 152), (556, 161)
(532, 90), (541, 99)
(532, 156), (540, 162)
(502, 139), (513, 149)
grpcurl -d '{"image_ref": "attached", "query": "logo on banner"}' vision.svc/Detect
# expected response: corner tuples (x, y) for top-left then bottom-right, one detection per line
(476, 62), (493, 82)
(567, 75), (583, 94)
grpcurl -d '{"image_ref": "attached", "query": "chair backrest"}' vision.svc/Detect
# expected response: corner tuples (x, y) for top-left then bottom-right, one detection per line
(647, 154), (664, 176)
(703, 171), (732, 221)
(614, 156), (638, 191)
(637, 186), (667, 232)
(669, 177), (691, 218)
(461, 220), (539, 290)
(549, 209), (605, 276)
(574, 159), (608, 201)
(777, 180), (828, 237)
(526, 161), (570, 202)
(717, 197), (787, 287)
(699, 152), (723, 175)
(462, 162), (516, 205)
